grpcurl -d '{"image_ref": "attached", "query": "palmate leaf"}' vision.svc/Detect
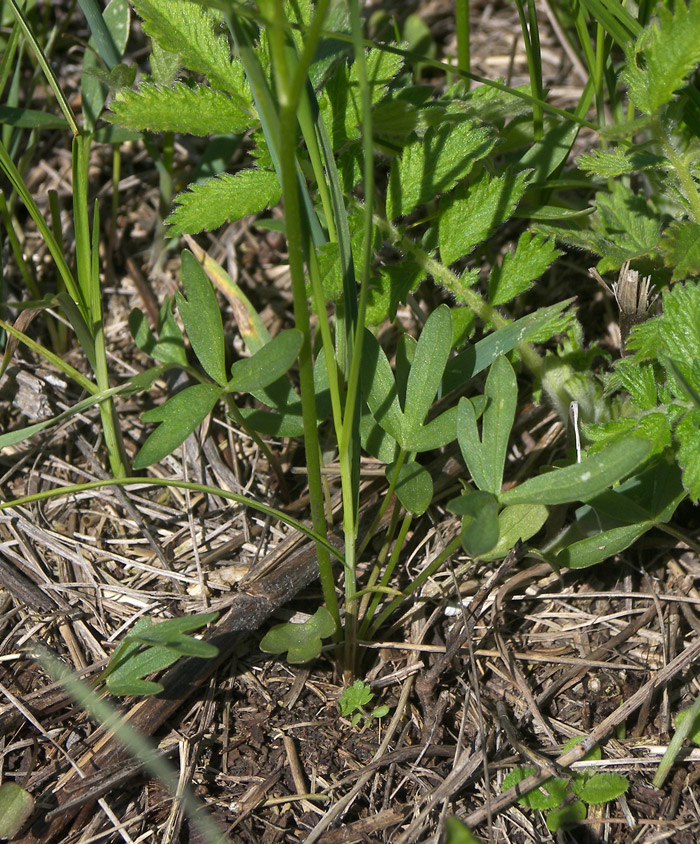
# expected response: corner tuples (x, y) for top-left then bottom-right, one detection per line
(623, 0), (700, 116)
(132, 0), (250, 102)
(167, 170), (281, 236)
(107, 82), (254, 135)
(387, 118), (495, 219)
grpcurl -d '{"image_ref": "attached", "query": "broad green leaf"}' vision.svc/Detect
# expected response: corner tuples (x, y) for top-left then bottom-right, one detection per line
(546, 800), (587, 833)
(516, 118), (579, 183)
(365, 259), (426, 325)
(239, 408), (304, 437)
(393, 461), (433, 515)
(387, 118), (495, 219)
(0, 105), (67, 129)
(133, 383), (223, 469)
(555, 522), (651, 569)
(107, 82), (254, 134)
(150, 39), (180, 85)
(457, 356), (516, 495)
(443, 817), (481, 844)
(227, 329), (302, 394)
(488, 233), (561, 306)
(361, 330), (404, 443)
(177, 250), (227, 386)
(577, 773), (628, 805)
(501, 767), (567, 811)
(132, 0), (250, 99)
(360, 405), (400, 463)
(499, 438), (651, 506)
(622, 0), (700, 116)
(403, 305), (452, 441)
(479, 503), (549, 561)
(676, 410), (700, 501)
(659, 220), (700, 282)
(410, 407), (458, 451)
(442, 300), (572, 394)
(0, 783), (34, 839)
(448, 490), (500, 557)
(167, 169), (281, 236)
(105, 612), (218, 696)
(439, 170), (529, 266)
(593, 182), (662, 272)
(129, 303), (188, 366)
(259, 607), (336, 663)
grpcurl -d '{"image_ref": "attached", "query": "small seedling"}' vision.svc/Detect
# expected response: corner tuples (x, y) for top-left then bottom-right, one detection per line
(501, 738), (629, 833)
(103, 611), (219, 697)
(338, 680), (390, 726)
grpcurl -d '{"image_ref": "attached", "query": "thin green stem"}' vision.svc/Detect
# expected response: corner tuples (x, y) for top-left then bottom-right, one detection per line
(455, 0), (470, 84)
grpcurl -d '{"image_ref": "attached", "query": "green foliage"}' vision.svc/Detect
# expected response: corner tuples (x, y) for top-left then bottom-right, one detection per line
(503, 739), (629, 832)
(622, 0), (700, 116)
(338, 680), (390, 726)
(0, 783), (34, 839)
(259, 607), (336, 663)
(104, 612), (219, 696)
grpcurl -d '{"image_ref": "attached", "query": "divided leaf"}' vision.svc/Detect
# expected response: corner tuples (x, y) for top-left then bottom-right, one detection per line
(133, 382), (223, 469)
(622, 0), (700, 115)
(132, 0), (251, 100)
(167, 170), (281, 236)
(227, 330), (302, 394)
(107, 82), (254, 134)
(488, 233), (561, 306)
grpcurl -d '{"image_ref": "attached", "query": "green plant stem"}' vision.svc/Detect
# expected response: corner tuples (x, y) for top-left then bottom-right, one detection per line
(358, 449), (408, 559)
(368, 533), (463, 640)
(374, 214), (544, 378)
(455, 0), (470, 84)
(0, 476), (346, 565)
(269, 1), (340, 634)
(653, 116), (700, 223)
(653, 694), (700, 788)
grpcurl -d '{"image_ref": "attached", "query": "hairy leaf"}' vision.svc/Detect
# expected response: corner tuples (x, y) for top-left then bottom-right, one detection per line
(488, 233), (560, 306)
(387, 118), (495, 219)
(623, 0), (700, 115)
(167, 170), (281, 236)
(439, 170), (529, 265)
(107, 82), (254, 134)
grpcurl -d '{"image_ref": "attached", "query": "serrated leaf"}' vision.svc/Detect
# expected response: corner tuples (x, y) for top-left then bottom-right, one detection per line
(676, 409), (700, 501)
(500, 438), (651, 505)
(132, 0), (250, 100)
(339, 679), (374, 715)
(439, 169), (530, 265)
(622, 0), (700, 115)
(133, 383), (223, 469)
(387, 118), (495, 219)
(365, 259), (426, 325)
(167, 169), (281, 236)
(0, 783), (34, 839)
(259, 607), (336, 663)
(501, 767), (567, 811)
(488, 233), (561, 306)
(177, 250), (227, 386)
(227, 329), (302, 393)
(578, 773), (628, 805)
(659, 220), (700, 282)
(577, 147), (666, 178)
(392, 461), (433, 515)
(107, 81), (254, 134)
